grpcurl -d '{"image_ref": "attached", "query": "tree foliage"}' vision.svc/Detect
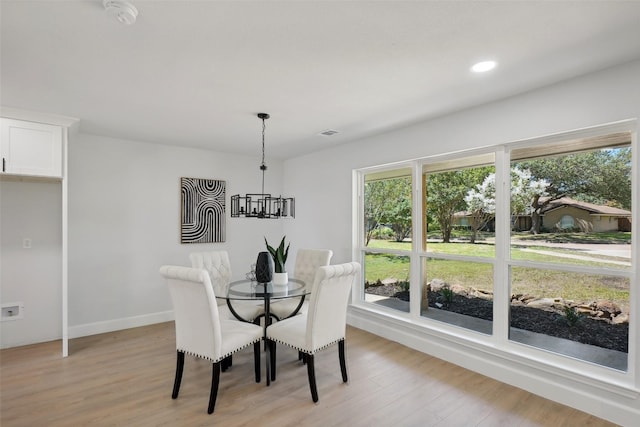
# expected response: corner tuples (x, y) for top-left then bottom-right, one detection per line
(364, 176), (411, 244)
(426, 167), (493, 242)
(365, 147), (630, 243)
(515, 147), (631, 232)
(465, 173), (496, 243)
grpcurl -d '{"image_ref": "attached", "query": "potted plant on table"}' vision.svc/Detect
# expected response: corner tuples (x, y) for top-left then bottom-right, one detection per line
(265, 236), (290, 285)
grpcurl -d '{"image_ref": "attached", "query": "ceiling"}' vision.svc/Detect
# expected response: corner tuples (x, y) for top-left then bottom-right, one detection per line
(2, 1), (640, 159)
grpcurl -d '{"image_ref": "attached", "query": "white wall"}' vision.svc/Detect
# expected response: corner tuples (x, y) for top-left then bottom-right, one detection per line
(67, 134), (286, 336)
(1, 179), (62, 347)
(283, 60), (640, 425)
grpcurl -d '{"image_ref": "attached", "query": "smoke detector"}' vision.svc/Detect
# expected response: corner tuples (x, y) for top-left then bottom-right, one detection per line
(104, 0), (138, 25)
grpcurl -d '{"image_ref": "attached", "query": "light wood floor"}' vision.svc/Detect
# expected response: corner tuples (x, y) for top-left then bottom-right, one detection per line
(1, 322), (616, 427)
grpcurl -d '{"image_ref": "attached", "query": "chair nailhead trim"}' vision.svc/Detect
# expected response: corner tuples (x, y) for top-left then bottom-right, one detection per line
(267, 337), (344, 355)
(177, 339), (261, 362)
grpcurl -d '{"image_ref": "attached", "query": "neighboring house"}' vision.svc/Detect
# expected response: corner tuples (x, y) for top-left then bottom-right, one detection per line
(539, 197), (632, 232)
(453, 197), (632, 233)
(451, 211), (495, 231)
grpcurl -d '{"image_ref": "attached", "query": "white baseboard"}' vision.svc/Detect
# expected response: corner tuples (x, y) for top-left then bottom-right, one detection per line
(347, 305), (640, 427)
(68, 310), (174, 339)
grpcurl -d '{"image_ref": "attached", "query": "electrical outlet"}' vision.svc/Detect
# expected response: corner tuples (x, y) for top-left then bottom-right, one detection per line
(23, 238), (32, 249)
(1, 302), (24, 321)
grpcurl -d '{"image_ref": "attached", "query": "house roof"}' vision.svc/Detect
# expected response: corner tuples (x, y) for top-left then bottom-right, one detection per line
(541, 197), (631, 217)
(454, 197), (631, 218)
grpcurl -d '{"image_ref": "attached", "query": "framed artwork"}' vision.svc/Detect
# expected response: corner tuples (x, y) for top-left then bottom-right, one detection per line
(180, 177), (226, 243)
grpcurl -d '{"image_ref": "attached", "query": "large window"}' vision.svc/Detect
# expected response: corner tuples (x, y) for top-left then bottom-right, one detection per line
(356, 124), (635, 373)
(421, 154), (495, 333)
(362, 168), (412, 313)
(508, 135), (632, 370)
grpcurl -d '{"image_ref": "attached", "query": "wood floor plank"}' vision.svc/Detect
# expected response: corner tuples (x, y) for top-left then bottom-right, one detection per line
(0, 322), (617, 426)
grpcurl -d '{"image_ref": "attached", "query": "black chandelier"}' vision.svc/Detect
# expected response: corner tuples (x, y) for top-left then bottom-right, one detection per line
(231, 113), (295, 219)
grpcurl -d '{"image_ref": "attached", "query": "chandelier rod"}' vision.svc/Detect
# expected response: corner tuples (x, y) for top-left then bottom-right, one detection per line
(258, 113), (269, 195)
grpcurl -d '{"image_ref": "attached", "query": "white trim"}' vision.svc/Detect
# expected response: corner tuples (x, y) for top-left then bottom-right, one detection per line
(630, 128), (639, 383)
(410, 160), (422, 319)
(0, 106), (79, 129)
(68, 311), (174, 339)
(62, 128), (68, 357)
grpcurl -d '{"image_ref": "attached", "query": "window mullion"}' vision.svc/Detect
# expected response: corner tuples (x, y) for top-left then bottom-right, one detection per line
(410, 161), (422, 318)
(493, 146), (511, 346)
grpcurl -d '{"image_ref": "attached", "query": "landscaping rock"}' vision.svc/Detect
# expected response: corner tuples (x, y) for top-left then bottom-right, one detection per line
(526, 298), (562, 309)
(612, 313), (629, 325)
(429, 278), (447, 292)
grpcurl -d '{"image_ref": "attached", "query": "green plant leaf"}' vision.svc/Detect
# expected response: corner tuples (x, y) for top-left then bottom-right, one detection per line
(265, 236), (289, 273)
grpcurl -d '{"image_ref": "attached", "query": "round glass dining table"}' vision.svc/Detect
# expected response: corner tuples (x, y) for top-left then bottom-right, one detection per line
(220, 278), (309, 386)
(224, 278), (308, 320)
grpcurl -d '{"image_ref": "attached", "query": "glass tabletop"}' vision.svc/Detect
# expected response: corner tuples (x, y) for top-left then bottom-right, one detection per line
(223, 278), (308, 301)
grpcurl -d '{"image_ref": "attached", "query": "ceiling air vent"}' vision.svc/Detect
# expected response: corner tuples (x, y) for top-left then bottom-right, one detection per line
(318, 129), (340, 137)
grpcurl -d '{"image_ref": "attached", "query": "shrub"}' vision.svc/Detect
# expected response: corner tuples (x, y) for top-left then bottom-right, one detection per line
(371, 226), (394, 240)
(563, 305), (583, 327)
(440, 286), (455, 304)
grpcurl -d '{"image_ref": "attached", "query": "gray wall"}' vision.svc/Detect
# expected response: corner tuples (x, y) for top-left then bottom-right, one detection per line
(67, 134), (287, 336)
(1, 179), (62, 347)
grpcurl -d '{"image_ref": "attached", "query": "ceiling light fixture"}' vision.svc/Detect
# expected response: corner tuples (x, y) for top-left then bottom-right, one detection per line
(103, 0), (138, 25)
(231, 113), (295, 219)
(471, 60), (497, 73)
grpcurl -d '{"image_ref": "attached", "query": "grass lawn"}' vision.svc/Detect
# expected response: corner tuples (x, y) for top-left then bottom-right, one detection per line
(364, 233), (630, 307)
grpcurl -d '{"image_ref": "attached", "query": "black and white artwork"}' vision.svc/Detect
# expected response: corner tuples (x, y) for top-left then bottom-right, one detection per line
(181, 177), (226, 243)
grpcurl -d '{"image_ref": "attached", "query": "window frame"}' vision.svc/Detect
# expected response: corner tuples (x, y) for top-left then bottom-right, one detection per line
(353, 119), (637, 385)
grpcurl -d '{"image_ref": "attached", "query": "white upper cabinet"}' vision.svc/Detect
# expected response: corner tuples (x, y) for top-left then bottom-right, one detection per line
(1, 118), (63, 178)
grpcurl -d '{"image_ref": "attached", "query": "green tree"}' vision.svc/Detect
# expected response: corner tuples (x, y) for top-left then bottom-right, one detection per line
(426, 167), (492, 243)
(465, 173), (496, 243)
(510, 167), (550, 234)
(364, 176), (411, 245)
(385, 198), (412, 242)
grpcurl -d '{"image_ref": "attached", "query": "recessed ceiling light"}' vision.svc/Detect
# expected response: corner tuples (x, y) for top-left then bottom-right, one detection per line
(471, 61), (497, 73)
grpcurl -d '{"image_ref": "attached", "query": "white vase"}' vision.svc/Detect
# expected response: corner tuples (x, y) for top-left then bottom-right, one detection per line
(272, 272), (288, 286)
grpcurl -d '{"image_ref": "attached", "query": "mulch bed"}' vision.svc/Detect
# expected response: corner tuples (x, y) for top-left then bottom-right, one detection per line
(366, 284), (628, 353)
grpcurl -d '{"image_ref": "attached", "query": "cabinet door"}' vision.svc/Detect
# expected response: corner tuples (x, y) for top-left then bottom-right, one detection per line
(1, 118), (63, 178)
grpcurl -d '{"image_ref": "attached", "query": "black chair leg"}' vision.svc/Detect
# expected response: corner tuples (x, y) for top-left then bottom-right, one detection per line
(339, 339), (348, 383)
(254, 342), (261, 383)
(269, 340), (277, 381)
(298, 351), (303, 361)
(306, 354), (319, 403)
(172, 351), (185, 399)
(208, 362), (221, 414)
(221, 355), (232, 372)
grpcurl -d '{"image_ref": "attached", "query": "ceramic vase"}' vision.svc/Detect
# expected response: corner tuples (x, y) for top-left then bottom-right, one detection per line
(255, 251), (273, 283)
(272, 272), (288, 286)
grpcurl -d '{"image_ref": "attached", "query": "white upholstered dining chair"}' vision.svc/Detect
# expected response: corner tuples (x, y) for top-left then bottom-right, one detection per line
(266, 262), (360, 403)
(160, 265), (263, 414)
(189, 250), (264, 323)
(268, 248), (333, 320)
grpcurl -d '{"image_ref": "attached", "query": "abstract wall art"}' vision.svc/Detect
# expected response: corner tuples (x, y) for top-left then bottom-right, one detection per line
(180, 177), (226, 243)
